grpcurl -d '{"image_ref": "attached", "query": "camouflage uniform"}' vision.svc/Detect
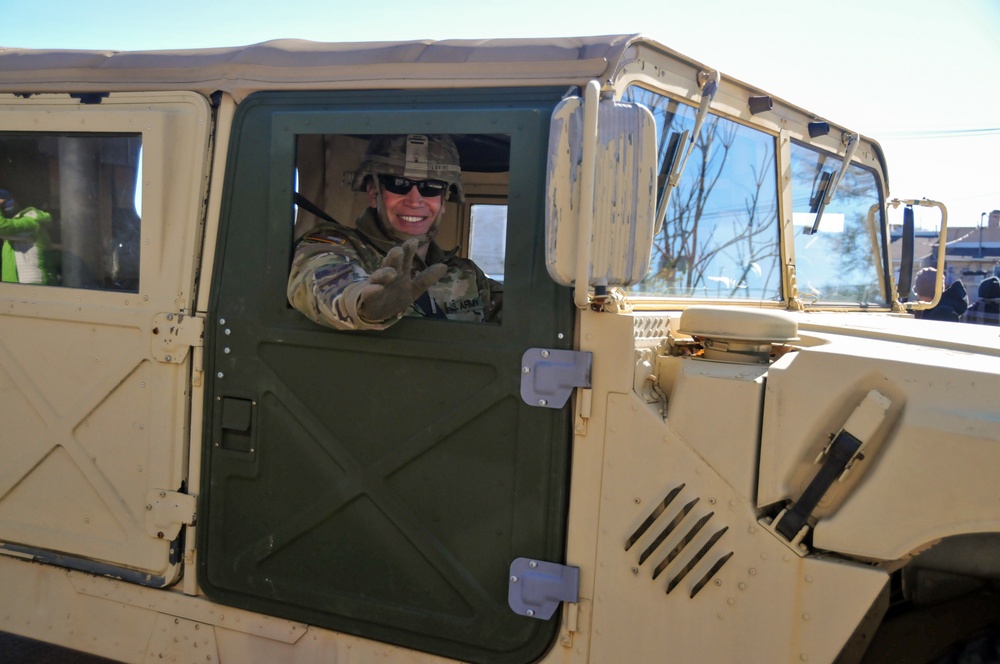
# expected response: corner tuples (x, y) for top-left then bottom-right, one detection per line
(288, 208), (502, 331)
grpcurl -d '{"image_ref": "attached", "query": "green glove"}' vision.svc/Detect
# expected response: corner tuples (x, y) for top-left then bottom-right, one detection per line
(357, 238), (447, 323)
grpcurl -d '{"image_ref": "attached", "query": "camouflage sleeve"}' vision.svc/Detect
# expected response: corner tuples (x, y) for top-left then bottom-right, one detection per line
(286, 229), (397, 331)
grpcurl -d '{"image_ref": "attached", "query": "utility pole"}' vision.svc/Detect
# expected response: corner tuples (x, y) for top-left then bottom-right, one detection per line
(980, 211), (986, 259)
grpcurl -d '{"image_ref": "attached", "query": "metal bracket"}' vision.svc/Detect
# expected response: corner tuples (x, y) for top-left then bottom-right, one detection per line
(151, 313), (205, 364)
(145, 490), (197, 541)
(508, 557), (580, 620)
(520, 348), (592, 409)
(773, 389), (891, 543)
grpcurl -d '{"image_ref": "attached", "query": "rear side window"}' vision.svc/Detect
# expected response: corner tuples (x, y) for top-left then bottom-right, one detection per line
(0, 134), (141, 291)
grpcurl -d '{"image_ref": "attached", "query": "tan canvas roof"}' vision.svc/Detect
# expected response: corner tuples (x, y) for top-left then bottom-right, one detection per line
(0, 34), (648, 101)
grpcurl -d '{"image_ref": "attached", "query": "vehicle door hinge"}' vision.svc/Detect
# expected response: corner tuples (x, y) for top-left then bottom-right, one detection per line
(151, 313), (205, 366)
(520, 348), (592, 409)
(145, 490), (197, 541)
(508, 557), (580, 621)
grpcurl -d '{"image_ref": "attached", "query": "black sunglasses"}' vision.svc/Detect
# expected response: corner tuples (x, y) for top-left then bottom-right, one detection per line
(378, 175), (448, 198)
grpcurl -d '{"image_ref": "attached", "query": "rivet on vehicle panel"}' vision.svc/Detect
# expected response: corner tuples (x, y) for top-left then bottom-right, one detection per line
(805, 575), (813, 583)
(634, 497), (641, 504)
(715, 579), (723, 587)
(159, 491), (166, 498)
(538, 399), (547, 406)
(748, 568), (757, 576)
(146, 504), (152, 511)
(219, 318), (226, 325)
(217, 372), (224, 378)
(631, 567), (638, 575)
(526, 610), (534, 617)
(510, 576), (518, 583)
(541, 350), (550, 358)
(157, 532), (164, 539)
(224, 329), (231, 336)
(166, 314), (174, 321)
(139, 425), (144, 430)
(738, 582), (746, 591)
(802, 613), (810, 621)
(522, 367), (530, 373)
(165, 356), (172, 362)
(249, 449), (255, 453)
(224, 348), (231, 354)
(529, 561), (537, 568)
(558, 333), (565, 339)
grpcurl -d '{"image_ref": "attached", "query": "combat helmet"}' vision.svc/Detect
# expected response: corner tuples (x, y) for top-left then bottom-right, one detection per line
(353, 134), (464, 202)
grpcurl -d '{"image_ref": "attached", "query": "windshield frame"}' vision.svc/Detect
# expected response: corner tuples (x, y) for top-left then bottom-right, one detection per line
(609, 44), (894, 312)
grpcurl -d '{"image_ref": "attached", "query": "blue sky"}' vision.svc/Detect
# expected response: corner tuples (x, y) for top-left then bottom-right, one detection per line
(3, 0), (998, 228)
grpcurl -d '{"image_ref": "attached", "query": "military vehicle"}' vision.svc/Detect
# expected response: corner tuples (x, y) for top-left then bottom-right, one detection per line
(0, 34), (997, 664)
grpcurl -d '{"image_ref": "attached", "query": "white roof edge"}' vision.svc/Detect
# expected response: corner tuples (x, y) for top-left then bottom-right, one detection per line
(0, 34), (649, 100)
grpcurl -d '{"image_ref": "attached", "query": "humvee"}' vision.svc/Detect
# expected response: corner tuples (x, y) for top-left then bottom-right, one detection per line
(0, 34), (998, 664)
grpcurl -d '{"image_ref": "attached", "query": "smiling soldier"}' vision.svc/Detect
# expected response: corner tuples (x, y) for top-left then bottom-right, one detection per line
(287, 134), (502, 330)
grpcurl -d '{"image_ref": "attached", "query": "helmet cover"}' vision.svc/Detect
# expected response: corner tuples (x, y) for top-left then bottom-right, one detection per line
(353, 134), (464, 202)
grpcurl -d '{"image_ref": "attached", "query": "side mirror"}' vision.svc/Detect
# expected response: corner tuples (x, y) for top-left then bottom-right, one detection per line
(887, 199), (948, 310)
(545, 82), (657, 306)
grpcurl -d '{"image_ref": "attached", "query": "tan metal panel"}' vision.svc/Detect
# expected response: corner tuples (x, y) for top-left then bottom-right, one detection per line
(0, 92), (211, 581)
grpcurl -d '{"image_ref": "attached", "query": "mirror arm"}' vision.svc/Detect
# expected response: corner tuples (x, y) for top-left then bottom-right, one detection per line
(574, 80), (601, 308)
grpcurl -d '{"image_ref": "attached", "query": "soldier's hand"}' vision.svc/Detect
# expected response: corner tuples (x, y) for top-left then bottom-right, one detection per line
(357, 238), (447, 322)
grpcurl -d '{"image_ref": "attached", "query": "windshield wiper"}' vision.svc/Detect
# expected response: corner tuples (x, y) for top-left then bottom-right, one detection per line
(805, 131), (859, 235)
(654, 69), (719, 235)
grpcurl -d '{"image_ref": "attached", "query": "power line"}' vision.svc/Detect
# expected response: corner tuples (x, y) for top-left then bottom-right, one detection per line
(875, 127), (1000, 140)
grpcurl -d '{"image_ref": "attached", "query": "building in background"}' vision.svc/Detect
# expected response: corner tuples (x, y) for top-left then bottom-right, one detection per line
(892, 209), (1000, 301)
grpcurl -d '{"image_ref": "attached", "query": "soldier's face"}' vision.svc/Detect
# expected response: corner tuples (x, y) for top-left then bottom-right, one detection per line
(370, 178), (443, 237)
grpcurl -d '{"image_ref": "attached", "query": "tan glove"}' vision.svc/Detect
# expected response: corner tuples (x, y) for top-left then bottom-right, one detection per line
(357, 238), (447, 323)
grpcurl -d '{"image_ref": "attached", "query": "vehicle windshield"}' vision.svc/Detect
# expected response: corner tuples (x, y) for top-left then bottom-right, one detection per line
(790, 141), (889, 306)
(623, 85), (782, 301)
(622, 85), (889, 307)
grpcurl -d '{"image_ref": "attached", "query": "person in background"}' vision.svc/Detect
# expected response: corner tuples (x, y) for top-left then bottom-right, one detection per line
(963, 275), (1000, 326)
(912, 266), (968, 322)
(0, 189), (55, 285)
(287, 134), (501, 330)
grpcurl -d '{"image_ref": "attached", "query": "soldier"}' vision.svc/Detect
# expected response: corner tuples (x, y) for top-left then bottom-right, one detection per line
(912, 266), (968, 322)
(963, 276), (1000, 326)
(0, 189), (55, 285)
(287, 134), (501, 331)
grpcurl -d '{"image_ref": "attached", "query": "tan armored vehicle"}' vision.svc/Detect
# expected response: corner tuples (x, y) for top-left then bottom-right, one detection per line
(0, 34), (998, 664)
